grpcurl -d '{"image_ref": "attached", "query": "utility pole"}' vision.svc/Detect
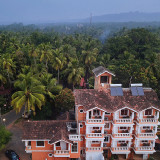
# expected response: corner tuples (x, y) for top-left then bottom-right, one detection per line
(90, 13), (92, 25)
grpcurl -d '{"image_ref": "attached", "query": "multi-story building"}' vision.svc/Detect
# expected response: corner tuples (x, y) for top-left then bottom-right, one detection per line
(23, 66), (160, 160)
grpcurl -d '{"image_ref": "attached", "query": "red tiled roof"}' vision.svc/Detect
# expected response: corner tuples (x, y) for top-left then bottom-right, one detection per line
(23, 120), (72, 143)
(74, 88), (160, 112)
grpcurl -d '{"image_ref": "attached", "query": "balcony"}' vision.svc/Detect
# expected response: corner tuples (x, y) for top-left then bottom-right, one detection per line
(87, 147), (102, 151)
(26, 146), (31, 149)
(113, 133), (131, 138)
(140, 118), (157, 123)
(138, 132), (155, 137)
(138, 116), (158, 123)
(111, 147), (130, 154)
(69, 134), (80, 141)
(25, 146), (32, 153)
(137, 146), (153, 151)
(87, 119), (103, 123)
(87, 133), (103, 138)
(115, 118), (132, 123)
(54, 150), (70, 157)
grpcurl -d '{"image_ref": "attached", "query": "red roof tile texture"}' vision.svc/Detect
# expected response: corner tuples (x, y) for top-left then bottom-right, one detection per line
(23, 120), (72, 143)
(74, 88), (160, 112)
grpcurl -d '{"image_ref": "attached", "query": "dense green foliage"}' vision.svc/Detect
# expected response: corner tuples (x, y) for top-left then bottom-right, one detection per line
(0, 125), (12, 150)
(0, 23), (160, 119)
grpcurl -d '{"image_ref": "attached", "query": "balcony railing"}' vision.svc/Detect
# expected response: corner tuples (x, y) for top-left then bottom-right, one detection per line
(113, 133), (131, 137)
(115, 119), (132, 123)
(88, 133), (103, 137)
(140, 118), (157, 123)
(55, 150), (69, 154)
(87, 119), (103, 123)
(137, 146), (153, 151)
(138, 133), (155, 137)
(69, 135), (80, 141)
(87, 147), (101, 151)
(112, 147), (129, 151)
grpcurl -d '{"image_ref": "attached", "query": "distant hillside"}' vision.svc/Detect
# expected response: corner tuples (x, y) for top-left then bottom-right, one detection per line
(82, 12), (160, 23)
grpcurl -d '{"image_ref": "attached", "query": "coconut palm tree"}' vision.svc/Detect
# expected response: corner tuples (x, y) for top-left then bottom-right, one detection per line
(11, 72), (45, 115)
(28, 45), (39, 66)
(52, 48), (67, 84)
(65, 59), (84, 89)
(81, 42), (98, 83)
(39, 72), (62, 99)
(38, 43), (52, 71)
(2, 57), (15, 87)
(0, 73), (7, 86)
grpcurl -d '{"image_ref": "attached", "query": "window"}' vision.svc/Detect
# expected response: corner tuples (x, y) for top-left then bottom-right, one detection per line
(105, 123), (110, 129)
(142, 140), (148, 143)
(118, 141), (125, 144)
(56, 142), (60, 146)
(28, 141), (31, 146)
(72, 143), (78, 153)
(36, 141), (44, 147)
(104, 117), (108, 121)
(92, 141), (100, 144)
(93, 109), (100, 116)
(93, 127), (99, 130)
(100, 76), (108, 83)
(80, 123), (83, 128)
(120, 127), (127, 130)
(121, 109), (128, 116)
(80, 109), (83, 113)
(104, 136), (110, 143)
(145, 109), (152, 116)
(143, 126), (151, 130)
(105, 112), (111, 115)
(80, 149), (83, 155)
(48, 153), (53, 157)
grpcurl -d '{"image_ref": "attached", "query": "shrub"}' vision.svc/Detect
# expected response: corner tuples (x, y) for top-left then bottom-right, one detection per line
(0, 125), (12, 150)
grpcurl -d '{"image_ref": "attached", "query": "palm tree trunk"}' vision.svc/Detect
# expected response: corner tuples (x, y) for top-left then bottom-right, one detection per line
(7, 71), (11, 88)
(58, 69), (60, 84)
(85, 66), (89, 84)
(46, 60), (48, 72)
(34, 57), (37, 66)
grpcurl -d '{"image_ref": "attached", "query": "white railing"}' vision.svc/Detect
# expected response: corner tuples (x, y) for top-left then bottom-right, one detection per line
(137, 146), (153, 151)
(55, 150), (69, 154)
(113, 147), (129, 151)
(139, 133), (155, 137)
(87, 147), (101, 151)
(141, 118), (157, 123)
(114, 133), (130, 137)
(69, 134), (80, 140)
(88, 119), (102, 123)
(26, 146), (31, 149)
(115, 119), (132, 123)
(88, 133), (102, 137)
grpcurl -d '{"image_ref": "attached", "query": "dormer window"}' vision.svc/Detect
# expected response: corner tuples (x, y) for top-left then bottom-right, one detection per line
(121, 109), (128, 116)
(93, 109), (100, 116)
(145, 109), (152, 116)
(56, 142), (60, 146)
(100, 76), (108, 83)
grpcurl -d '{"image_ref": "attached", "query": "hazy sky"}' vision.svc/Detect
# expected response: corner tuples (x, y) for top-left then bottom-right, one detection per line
(0, 0), (160, 24)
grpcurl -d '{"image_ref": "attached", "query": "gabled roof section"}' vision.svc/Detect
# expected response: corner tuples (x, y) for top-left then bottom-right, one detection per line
(23, 120), (73, 143)
(74, 88), (160, 112)
(92, 66), (115, 77)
